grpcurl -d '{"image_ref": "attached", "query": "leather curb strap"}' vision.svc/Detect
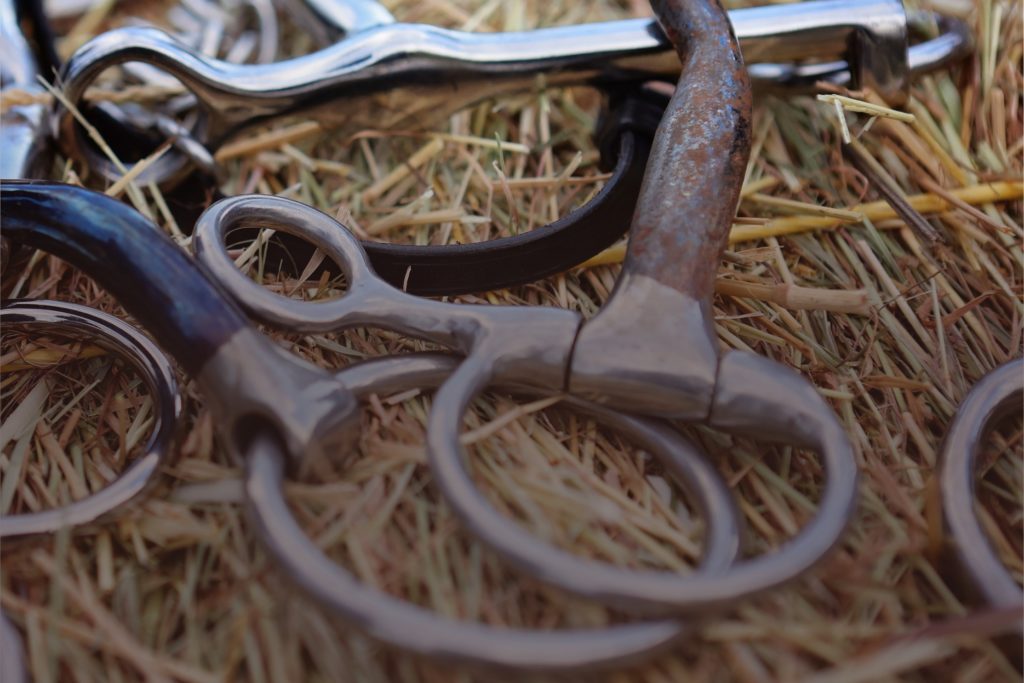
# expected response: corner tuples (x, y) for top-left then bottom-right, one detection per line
(229, 89), (667, 296)
(364, 90), (666, 295)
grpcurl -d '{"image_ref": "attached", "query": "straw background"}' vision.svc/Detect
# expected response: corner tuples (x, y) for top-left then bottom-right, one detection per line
(1, 0), (1022, 681)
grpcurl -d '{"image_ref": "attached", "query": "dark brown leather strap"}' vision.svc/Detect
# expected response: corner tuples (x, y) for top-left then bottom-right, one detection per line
(164, 91), (667, 296)
(364, 127), (651, 295)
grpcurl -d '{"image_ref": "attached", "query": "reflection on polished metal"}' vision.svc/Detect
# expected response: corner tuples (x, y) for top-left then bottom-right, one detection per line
(55, 0), (971, 186)
(0, 300), (183, 537)
(0, 0), (50, 180)
(248, 352), (742, 670)
(939, 359), (1024, 624)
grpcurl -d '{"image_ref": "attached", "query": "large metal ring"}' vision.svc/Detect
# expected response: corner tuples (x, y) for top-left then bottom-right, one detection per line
(425, 350), (858, 616)
(244, 353), (742, 671)
(0, 300), (182, 538)
(939, 358), (1023, 617)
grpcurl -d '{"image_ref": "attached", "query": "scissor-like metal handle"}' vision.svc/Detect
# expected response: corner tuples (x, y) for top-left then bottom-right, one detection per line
(0, 0), (872, 664)
(53, 0), (971, 188)
(939, 358), (1023, 623)
(0, 300), (184, 537)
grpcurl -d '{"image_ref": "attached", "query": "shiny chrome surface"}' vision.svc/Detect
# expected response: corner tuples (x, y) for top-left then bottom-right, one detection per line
(939, 359), (1023, 620)
(0, 300), (183, 537)
(273, 0), (394, 44)
(55, 0), (971, 186)
(195, 326), (359, 476)
(245, 352), (742, 670)
(0, 0), (49, 179)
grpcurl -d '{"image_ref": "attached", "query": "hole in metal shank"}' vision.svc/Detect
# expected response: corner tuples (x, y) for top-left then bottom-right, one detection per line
(224, 226), (349, 303)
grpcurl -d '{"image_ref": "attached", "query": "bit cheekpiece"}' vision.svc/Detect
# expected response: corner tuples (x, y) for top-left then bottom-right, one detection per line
(0, 0), (987, 674)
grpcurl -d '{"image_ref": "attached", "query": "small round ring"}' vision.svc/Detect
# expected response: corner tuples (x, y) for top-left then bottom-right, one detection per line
(245, 353), (742, 671)
(939, 358), (1023, 614)
(0, 300), (182, 538)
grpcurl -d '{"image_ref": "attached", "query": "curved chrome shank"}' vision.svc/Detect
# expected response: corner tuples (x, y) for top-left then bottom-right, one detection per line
(54, 0), (976, 185)
(1, 0), (49, 180)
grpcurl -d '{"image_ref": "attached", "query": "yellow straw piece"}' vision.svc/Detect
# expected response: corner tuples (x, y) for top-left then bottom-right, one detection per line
(816, 94), (916, 123)
(730, 181), (1022, 242)
(580, 182), (1024, 267)
(214, 121), (324, 162)
(1, 346), (107, 372)
(362, 137), (445, 203)
(746, 193), (864, 221)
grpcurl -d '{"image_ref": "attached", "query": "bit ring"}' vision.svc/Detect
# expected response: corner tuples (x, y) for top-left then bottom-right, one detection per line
(0, 300), (182, 538)
(244, 352), (742, 671)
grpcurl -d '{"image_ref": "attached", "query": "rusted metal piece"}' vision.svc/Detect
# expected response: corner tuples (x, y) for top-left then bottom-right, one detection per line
(628, 0), (752, 300)
(567, 0), (752, 419)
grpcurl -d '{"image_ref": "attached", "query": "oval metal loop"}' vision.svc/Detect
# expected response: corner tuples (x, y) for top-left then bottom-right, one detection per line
(425, 348), (857, 615)
(55, 26), (217, 187)
(939, 358), (1024, 616)
(191, 193), (381, 332)
(0, 300), (183, 538)
(245, 352), (742, 671)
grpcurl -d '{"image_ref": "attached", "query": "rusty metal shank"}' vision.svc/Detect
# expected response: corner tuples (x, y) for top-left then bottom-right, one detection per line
(567, 0), (752, 419)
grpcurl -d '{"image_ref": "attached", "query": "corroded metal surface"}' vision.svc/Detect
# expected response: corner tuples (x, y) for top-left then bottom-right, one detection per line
(627, 0), (751, 300)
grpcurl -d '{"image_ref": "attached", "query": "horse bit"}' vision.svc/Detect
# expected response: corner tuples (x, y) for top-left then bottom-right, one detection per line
(1, 0), (1017, 675)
